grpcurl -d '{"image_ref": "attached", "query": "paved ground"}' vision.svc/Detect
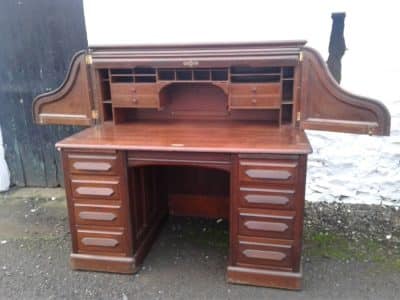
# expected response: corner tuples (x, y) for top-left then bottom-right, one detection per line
(0, 188), (399, 300)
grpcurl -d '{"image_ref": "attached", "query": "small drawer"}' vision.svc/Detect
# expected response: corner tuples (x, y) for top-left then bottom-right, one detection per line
(112, 95), (159, 108)
(111, 83), (159, 108)
(239, 186), (296, 210)
(66, 152), (119, 175)
(230, 95), (281, 109)
(239, 159), (298, 186)
(111, 83), (157, 96)
(237, 237), (294, 269)
(74, 204), (123, 227)
(70, 176), (120, 200)
(230, 83), (281, 95)
(76, 228), (127, 255)
(238, 209), (295, 240)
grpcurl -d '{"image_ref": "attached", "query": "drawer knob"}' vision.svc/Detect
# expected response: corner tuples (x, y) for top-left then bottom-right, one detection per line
(251, 98), (257, 104)
(251, 87), (257, 93)
(132, 98), (138, 104)
(131, 88), (136, 93)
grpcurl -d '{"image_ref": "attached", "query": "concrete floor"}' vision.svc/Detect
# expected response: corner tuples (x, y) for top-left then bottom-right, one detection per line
(0, 188), (399, 300)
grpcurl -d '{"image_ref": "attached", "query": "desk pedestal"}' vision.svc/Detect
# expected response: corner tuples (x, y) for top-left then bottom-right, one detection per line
(61, 149), (307, 290)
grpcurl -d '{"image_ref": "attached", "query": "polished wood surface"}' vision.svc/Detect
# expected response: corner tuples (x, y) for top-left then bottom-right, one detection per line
(32, 51), (95, 125)
(56, 121), (312, 154)
(33, 41), (390, 135)
(31, 41), (391, 291)
(300, 47), (390, 135)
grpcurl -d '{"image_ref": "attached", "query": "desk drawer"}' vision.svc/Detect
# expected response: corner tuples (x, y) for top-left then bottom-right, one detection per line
(111, 83), (159, 108)
(239, 159), (298, 186)
(74, 204), (123, 227)
(230, 83), (280, 95)
(66, 152), (119, 175)
(111, 83), (157, 96)
(113, 95), (159, 108)
(239, 186), (295, 210)
(76, 228), (126, 255)
(71, 176), (120, 201)
(237, 237), (294, 269)
(238, 209), (295, 240)
(230, 95), (280, 109)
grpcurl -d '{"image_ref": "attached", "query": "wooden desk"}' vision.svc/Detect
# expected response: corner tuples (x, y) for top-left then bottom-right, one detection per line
(57, 121), (311, 289)
(32, 42), (390, 290)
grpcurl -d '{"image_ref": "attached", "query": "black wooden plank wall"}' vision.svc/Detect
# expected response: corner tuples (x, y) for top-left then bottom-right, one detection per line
(0, 0), (88, 187)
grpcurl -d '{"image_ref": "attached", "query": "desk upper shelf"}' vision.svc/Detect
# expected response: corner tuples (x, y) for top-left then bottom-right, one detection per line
(32, 41), (390, 136)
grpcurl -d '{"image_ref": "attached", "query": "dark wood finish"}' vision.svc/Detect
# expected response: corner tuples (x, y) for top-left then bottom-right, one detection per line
(33, 41), (390, 135)
(300, 47), (390, 135)
(32, 41), (391, 291)
(32, 51), (95, 125)
(239, 158), (298, 186)
(239, 187), (296, 210)
(238, 209), (295, 240)
(236, 237), (294, 269)
(55, 121), (312, 154)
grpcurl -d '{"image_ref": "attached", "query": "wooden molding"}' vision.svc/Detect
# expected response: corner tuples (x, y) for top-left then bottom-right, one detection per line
(242, 249), (287, 261)
(244, 220), (289, 232)
(81, 237), (119, 248)
(245, 169), (292, 180)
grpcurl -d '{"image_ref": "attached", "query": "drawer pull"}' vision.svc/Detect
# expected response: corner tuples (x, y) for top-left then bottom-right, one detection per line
(245, 194), (289, 205)
(132, 98), (138, 104)
(243, 249), (286, 261)
(81, 237), (119, 248)
(79, 211), (117, 221)
(76, 187), (115, 197)
(245, 169), (291, 180)
(251, 98), (257, 104)
(73, 162), (112, 172)
(244, 221), (288, 232)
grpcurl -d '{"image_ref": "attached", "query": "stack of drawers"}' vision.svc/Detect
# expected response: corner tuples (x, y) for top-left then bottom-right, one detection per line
(232, 155), (304, 275)
(229, 83), (281, 109)
(111, 83), (161, 109)
(63, 150), (132, 260)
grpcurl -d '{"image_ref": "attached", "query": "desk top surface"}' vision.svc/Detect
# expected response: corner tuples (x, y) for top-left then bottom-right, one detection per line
(56, 121), (312, 154)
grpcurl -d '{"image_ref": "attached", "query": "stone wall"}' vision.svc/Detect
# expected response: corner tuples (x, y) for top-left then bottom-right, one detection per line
(306, 104), (400, 206)
(0, 128), (10, 191)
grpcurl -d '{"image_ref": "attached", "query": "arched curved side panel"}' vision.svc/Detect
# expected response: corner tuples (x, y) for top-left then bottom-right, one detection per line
(299, 47), (390, 135)
(32, 50), (95, 126)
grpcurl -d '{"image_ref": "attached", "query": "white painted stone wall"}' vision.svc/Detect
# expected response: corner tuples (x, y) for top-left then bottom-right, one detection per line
(0, 127), (10, 191)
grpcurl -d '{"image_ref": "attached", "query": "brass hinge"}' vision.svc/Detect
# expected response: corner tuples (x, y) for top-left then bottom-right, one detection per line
(299, 51), (303, 62)
(91, 110), (99, 119)
(296, 111), (301, 121)
(85, 54), (93, 65)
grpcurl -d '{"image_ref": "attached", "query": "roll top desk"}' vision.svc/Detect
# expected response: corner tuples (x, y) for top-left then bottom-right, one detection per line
(33, 41), (390, 290)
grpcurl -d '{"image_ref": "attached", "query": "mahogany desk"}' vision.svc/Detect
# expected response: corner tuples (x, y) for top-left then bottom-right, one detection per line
(32, 41), (390, 290)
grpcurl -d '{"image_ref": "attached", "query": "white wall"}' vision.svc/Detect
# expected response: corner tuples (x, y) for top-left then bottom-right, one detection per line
(87, 1), (399, 205)
(0, 127), (10, 191)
